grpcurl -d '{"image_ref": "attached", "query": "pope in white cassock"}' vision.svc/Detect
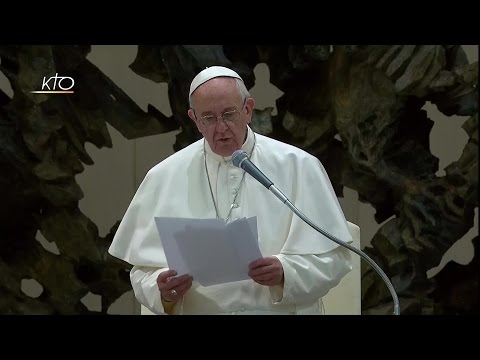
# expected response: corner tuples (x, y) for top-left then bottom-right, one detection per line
(108, 66), (354, 315)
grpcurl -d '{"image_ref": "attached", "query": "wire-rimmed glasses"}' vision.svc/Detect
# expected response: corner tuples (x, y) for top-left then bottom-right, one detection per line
(197, 99), (247, 127)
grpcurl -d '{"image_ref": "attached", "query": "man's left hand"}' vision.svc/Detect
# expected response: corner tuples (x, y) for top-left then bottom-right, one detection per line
(248, 256), (284, 286)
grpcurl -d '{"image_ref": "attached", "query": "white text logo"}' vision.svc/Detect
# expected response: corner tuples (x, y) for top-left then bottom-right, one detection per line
(30, 73), (75, 94)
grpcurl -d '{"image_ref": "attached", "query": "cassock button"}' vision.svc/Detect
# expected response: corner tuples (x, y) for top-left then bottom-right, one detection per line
(232, 203), (239, 208)
(232, 189), (237, 194)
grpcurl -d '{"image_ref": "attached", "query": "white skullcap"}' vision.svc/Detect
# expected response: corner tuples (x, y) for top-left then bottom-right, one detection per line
(189, 66), (243, 97)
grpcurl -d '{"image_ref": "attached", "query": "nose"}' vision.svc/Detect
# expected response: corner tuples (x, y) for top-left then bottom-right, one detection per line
(215, 117), (229, 131)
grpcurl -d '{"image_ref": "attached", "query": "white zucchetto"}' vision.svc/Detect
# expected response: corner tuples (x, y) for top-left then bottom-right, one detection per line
(189, 66), (243, 97)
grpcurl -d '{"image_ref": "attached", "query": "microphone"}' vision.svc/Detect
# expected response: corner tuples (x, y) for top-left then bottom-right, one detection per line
(232, 150), (273, 189)
(231, 149), (400, 315)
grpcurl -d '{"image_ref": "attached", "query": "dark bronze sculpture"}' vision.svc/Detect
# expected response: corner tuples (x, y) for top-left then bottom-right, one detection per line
(0, 45), (477, 314)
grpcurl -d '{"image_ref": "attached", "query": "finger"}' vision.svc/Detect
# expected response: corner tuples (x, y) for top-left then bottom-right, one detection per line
(252, 273), (275, 282)
(164, 279), (193, 300)
(250, 256), (279, 270)
(161, 289), (178, 302)
(173, 279), (193, 296)
(248, 257), (270, 269)
(171, 274), (193, 285)
(157, 269), (177, 283)
(249, 265), (275, 277)
(162, 274), (193, 291)
(165, 274), (191, 286)
(253, 278), (275, 286)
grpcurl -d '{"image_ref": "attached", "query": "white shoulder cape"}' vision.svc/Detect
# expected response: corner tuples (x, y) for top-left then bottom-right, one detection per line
(108, 128), (353, 267)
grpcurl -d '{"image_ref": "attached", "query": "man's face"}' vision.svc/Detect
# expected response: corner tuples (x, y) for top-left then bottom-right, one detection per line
(188, 77), (255, 157)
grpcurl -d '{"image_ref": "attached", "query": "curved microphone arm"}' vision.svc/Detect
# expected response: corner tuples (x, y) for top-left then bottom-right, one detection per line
(231, 149), (400, 315)
(269, 185), (400, 316)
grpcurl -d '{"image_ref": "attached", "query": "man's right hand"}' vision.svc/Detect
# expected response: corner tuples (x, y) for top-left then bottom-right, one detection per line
(157, 270), (193, 303)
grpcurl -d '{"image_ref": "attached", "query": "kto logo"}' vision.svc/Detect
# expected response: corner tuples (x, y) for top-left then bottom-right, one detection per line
(30, 73), (75, 94)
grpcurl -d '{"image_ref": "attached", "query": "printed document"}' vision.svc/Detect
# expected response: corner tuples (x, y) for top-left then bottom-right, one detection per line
(154, 216), (262, 286)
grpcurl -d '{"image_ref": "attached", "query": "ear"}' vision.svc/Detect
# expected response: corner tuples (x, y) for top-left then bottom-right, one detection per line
(244, 97), (256, 124)
(188, 109), (202, 133)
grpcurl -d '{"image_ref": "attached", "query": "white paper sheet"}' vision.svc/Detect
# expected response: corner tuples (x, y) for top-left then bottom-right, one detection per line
(154, 217), (262, 286)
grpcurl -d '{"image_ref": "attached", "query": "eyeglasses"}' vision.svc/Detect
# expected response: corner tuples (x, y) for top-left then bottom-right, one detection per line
(196, 100), (246, 127)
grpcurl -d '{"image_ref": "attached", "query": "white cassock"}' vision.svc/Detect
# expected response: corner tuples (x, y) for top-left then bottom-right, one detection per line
(108, 126), (353, 315)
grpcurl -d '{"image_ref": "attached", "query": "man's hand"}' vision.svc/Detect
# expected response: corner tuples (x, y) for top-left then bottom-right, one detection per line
(157, 270), (193, 303)
(248, 256), (284, 287)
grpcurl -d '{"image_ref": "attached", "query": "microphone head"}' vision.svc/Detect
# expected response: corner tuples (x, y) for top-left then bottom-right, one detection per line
(232, 150), (248, 168)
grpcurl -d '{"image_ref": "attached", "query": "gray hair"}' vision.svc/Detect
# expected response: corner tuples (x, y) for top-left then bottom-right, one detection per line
(189, 77), (250, 109)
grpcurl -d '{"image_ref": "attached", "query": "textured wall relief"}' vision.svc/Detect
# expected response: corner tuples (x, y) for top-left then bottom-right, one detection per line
(0, 45), (477, 314)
